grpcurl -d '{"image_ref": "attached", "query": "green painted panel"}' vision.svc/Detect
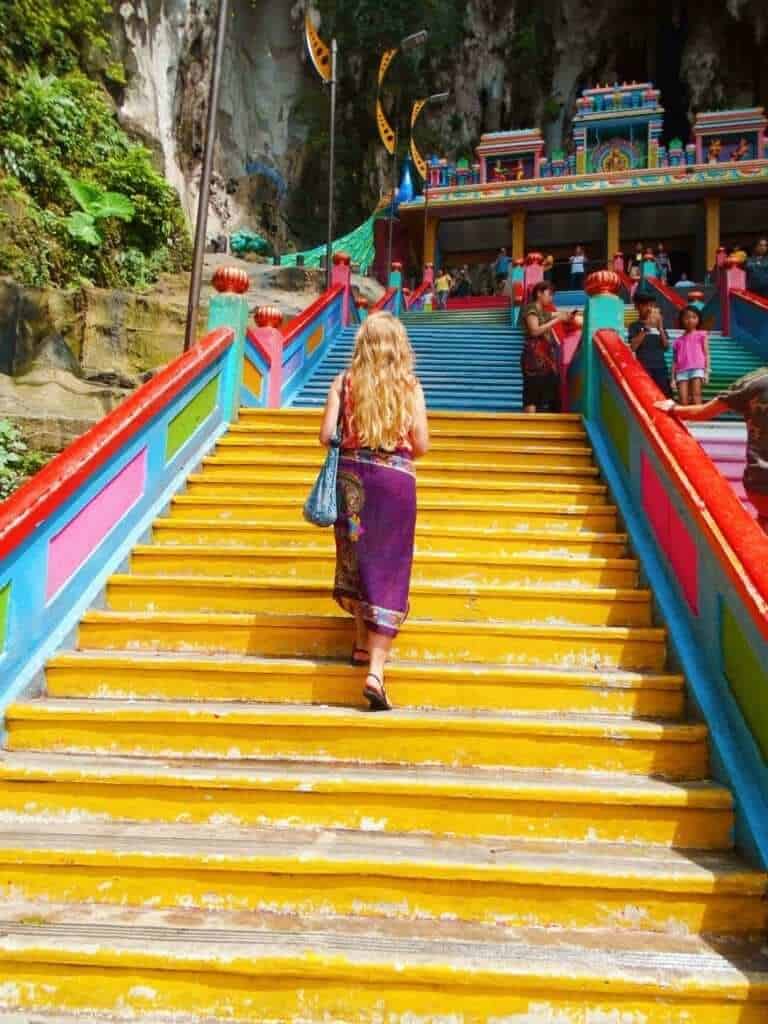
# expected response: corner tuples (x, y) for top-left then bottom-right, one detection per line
(601, 384), (630, 470)
(721, 601), (768, 761)
(0, 582), (9, 653)
(166, 375), (220, 463)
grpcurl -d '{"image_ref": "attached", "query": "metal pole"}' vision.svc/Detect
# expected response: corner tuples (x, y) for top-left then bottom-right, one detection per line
(184, 0), (230, 352)
(325, 39), (338, 289)
(386, 130), (398, 281)
(422, 173), (429, 270)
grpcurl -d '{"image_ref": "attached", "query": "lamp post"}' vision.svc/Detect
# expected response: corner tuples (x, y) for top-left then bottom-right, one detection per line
(184, 0), (230, 351)
(410, 92), (449, 269)
(377, 30), (428, 282)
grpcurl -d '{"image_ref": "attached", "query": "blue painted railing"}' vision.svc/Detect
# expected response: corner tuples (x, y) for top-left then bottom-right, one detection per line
(568, 289), (768, 866)
(0, 287), (250, 704)
(730, 289), (768, 360)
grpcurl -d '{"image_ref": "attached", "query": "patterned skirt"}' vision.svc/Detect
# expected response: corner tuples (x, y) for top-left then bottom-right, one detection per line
(333, 449), (416, 637)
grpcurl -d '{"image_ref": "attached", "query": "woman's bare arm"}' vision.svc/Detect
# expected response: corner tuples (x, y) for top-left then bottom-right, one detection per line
(410, 383), (430, 458)
(319, 372), (344, 445)
(525, 311), (565, 337)
(655, 396), (728, 421)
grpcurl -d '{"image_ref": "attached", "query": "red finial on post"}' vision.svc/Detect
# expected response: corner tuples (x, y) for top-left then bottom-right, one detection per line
(254, 305), (284, 329)
(212, 265), (249, 294)
(585, 270), (621, 296)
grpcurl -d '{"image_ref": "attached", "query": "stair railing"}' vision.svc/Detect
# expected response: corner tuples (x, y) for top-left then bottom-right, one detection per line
(569, 269), (768, 868)
(0, 285), (245, 703)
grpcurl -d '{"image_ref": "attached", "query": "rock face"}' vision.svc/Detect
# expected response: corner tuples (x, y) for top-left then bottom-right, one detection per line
(113, 0), (309, 243)
(110, 0), (768, 244)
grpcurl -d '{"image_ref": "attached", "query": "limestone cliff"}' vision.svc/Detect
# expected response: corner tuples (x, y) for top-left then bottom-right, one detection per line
(112, 0), (767, 247)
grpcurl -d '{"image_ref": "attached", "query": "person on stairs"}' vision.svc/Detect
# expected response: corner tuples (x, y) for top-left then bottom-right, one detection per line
(655, 367), (768, 535)
(319, 312), (430, 710)
(627, 290), (672, 397)
(521, 282), (570, 413)
(671, 305), (710, 406)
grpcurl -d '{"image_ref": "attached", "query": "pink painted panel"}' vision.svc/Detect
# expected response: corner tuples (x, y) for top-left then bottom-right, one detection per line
(641, 453), (669, 550)
(641, 452), (699, 614)
(668, 508), (699, 614)
(46, 448), (147, 600)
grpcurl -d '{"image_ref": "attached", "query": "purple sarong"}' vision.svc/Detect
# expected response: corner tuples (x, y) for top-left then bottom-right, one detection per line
(333, 449), (416, 637)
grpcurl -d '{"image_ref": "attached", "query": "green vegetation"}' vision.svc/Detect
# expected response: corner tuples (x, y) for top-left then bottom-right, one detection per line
(0, 419), (47, 499)
(0, 2), (191, 289)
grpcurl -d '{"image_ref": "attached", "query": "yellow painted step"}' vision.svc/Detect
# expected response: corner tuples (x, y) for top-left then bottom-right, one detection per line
(0, 907), (765, 1023)
(0, 825), (762, 936)
(0, 751), (734, 845)
(152, 518), (631, 559)
(217, 435), (597, 467)
(78, 610), (669, 670)
(184, 471), (610, 505)
(169, 494), (621, 532)
(203, 452), (601, 482)
(236, 407), (586, 437)
(5, 700), (709, 778)
(45, 653), (687, 719)
(129, 544), (641, 589)
(106, 574), (652, 626)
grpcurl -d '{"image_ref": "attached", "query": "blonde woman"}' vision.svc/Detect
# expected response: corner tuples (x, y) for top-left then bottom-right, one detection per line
(319, 312), (429, 710)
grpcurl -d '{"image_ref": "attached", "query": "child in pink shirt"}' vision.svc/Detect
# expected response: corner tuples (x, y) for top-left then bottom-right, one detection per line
(672, 306), (710, 405)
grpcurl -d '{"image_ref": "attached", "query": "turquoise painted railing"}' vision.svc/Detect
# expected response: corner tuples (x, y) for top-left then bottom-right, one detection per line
(569, 284), (768, 866)
(0, 283), (251, 704)
(730, 289), (768, 360)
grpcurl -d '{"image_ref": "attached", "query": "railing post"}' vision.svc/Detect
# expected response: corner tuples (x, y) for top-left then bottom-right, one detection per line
(207, 266), (250, 422)
(331, 251), (352, 325)
(582, 270), (624, 421)
(720, 258), (747, 336)
(523, 252), (544, 301)
(251, 306), (285, 408)
(389, 261), (403, 315)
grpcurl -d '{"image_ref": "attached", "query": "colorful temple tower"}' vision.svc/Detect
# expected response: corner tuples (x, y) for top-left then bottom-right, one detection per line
(395, 82), (768, 283)
(571, 83), (663, 173)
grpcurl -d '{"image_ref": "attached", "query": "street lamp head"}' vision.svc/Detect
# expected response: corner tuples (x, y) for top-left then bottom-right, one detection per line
(400, 30), (428, 51)
(428, 92), (450, 104)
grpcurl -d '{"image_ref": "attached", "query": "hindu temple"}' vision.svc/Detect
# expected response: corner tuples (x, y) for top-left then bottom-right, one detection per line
(393, 82), (768, 283)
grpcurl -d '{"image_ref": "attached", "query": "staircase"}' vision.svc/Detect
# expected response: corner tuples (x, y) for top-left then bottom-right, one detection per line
(0, 407), (765, 1021)
(293, 308), (523, 411)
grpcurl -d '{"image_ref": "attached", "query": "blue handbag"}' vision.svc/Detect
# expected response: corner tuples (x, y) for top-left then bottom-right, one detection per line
(303, 387), (343, 527)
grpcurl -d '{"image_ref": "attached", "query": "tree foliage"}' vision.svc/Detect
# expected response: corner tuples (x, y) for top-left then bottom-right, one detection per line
(0, 9), (191, 289)
(0, 419), (47, 499)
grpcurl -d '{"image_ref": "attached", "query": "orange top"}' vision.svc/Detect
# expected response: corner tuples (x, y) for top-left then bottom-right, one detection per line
(340, 373), (414, 453)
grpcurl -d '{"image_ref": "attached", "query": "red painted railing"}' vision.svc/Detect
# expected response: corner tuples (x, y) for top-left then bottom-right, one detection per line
(645, 276), (686, 309)
(595, 328), (768, 637)
(0, 327), (234, 560)
(371, 288), (397, 312)
(281, 285), (344, 349)
(732, 288), (768, 312)
(405, 281), (430, 310)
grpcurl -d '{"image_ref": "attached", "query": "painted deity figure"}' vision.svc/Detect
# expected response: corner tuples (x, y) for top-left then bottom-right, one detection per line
(707, 138), (722, 163)
(604, 146), (627, 172)
(513, 159), (525, 181)
(732, 137), (750, 162)
(492, 160), (506, 182)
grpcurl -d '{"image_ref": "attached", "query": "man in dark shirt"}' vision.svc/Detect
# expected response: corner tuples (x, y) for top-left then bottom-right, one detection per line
(627, 290), (672, 396)
(656, 367), (768, 533)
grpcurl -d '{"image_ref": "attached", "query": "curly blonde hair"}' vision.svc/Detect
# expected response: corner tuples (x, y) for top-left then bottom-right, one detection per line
(347, 311), (417, 451)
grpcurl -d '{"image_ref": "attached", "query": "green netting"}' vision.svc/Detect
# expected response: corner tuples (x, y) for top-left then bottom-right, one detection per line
(280, 212), (378, 270)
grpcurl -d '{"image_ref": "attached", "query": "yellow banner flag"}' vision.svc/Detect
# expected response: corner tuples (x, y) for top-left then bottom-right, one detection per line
(305, 12), (331, 83)
(376, 97), (396, 155)
(410, 136), (427, 180)
(378, 48), (397, 88)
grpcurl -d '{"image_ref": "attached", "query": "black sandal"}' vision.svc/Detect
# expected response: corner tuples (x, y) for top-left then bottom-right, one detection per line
(350, 646), (370, 667)
(363, 672), (391, 712)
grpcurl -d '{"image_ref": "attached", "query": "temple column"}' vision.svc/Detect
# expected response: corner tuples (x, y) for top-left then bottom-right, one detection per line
(423, 215), (439, 266)
(510, 208), (526, 261)
(704, 196), (721, 274)
(605, 203), (621, 266)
